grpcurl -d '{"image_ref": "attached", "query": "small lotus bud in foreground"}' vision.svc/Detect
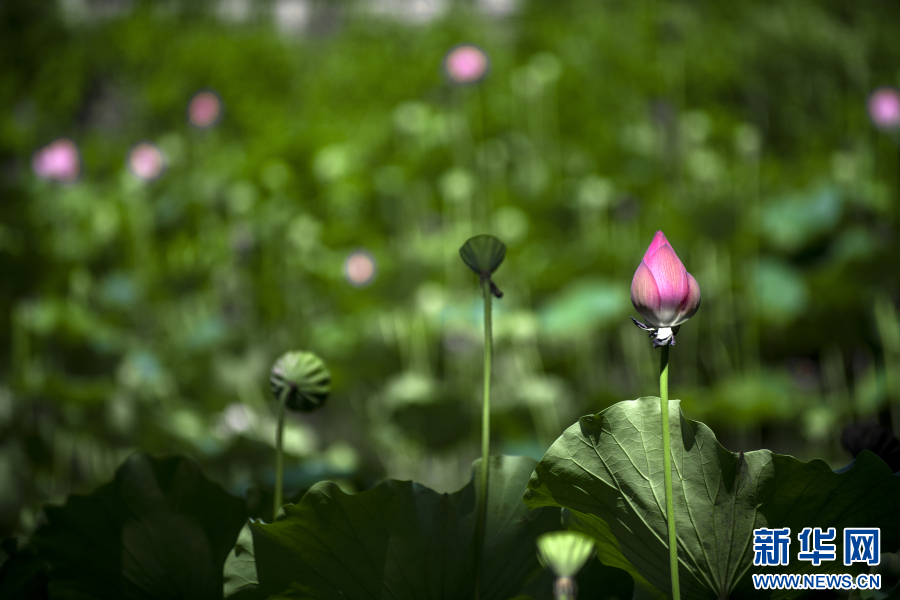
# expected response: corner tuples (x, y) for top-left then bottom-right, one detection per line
(537, 531), (594, 599)
(270, 351), (331, 412)
(459, 234), (506, 298)
(537, 531), (596, 578)
(630, 231), (701, 347)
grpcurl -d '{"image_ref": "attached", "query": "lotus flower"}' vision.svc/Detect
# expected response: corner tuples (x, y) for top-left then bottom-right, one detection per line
(128, 142), (165, 181)
(869, 87), (900, 131)
(33, 138), (80, 182)
(631, 231), (701, 346)
(444, 45), (489, 84)
(188, 91), (222, 128)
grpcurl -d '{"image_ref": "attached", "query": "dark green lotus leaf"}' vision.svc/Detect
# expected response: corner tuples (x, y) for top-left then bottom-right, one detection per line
(31, 453), (247, 600)
(222, 521), (258, 600)
(459, 234), (507, 276)
(563, 510), (665, 600)
(223, 455), (559, 599)
(536, 531), (595, 578)
(269, 350), (331, 412)
(0, 538), (48, 600)
(525, 397), (900, 600)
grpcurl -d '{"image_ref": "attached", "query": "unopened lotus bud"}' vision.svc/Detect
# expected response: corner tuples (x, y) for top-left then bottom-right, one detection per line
(537, 531), (596, 578)
(459, 234), (506, 297)
(537, 531), (595, 600)
(270, 351), (331, 412)
(630, 231), (701, 347)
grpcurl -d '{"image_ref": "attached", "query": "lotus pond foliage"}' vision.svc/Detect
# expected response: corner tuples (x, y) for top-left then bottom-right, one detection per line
(3, 0), (900, 598)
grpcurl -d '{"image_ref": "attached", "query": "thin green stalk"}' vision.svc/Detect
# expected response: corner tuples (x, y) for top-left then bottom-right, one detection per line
(475, 277), (493, 599)
(660, 345), (680, 600)
(554, 578), (577, 600)
(274, 389), (288, 521)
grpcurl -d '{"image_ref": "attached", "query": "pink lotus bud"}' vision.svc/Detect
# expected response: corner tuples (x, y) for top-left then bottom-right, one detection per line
(631, 231), (700, 346)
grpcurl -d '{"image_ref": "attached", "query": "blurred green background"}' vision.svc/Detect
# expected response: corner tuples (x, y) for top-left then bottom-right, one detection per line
(2, 0), (900, 540)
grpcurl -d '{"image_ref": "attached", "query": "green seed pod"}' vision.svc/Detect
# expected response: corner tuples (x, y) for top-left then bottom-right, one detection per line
(459, 234), (506, 278)
(269, 351), (331, 412)
(536, 531), (596, 578)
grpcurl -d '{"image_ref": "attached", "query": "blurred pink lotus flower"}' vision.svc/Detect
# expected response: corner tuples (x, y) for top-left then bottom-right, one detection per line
(32, 138), (80, 182)
(631, 231), (701, 347)
(444, 45), (488, 84)
(344, 250), (376, 287)
(868, 87), (900, 130)
(189, 91), (222, 128)
(128, 142), (165, 181)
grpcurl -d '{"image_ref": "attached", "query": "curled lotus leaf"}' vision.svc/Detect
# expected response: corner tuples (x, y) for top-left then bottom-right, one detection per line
(459, 234), (507, 277)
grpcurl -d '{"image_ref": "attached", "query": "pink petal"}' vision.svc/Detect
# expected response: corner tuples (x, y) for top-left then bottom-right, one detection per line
(644, 244), (687, 301)
(641, 231), (672, 263)
(674, 272), (701, 325)
(631, 261), (661, 324)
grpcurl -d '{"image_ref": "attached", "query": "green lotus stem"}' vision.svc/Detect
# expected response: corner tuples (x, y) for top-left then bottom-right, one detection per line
(474, 276), (493, 599)
(274, 388), (288, 520)
(660, 345), (680, 600)
(554, 578), (577, 600)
